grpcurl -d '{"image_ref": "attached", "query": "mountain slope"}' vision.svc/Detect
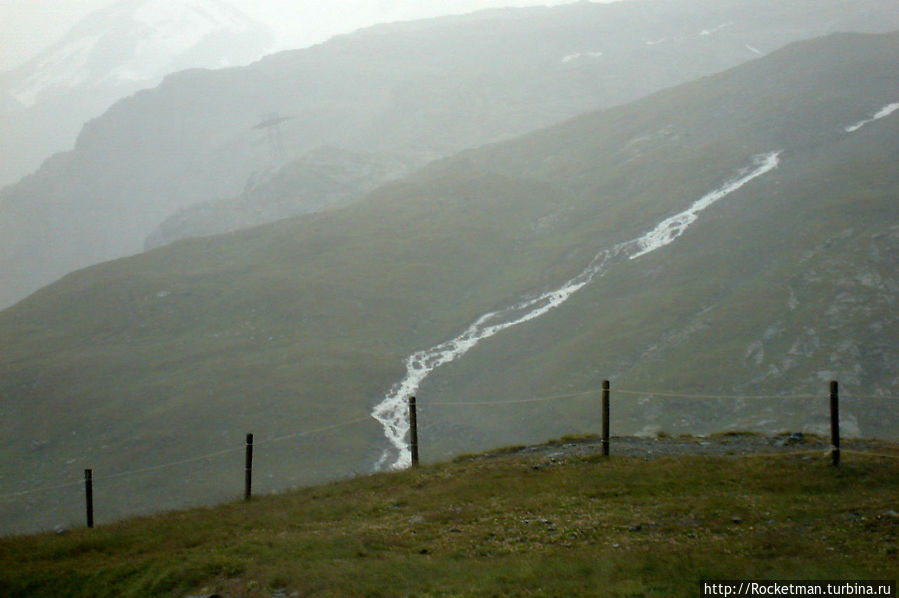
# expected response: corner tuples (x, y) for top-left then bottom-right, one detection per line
(397, 31), (899, 459)
(143, 146), (412, 249)
(3, 0), (899, 308)
(0, 31), (897, 535)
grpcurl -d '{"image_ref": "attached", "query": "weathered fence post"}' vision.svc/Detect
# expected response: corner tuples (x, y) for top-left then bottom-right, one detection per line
(409, 396), (419, 468)
(830, 380), (840, 467)
(84, 468), (94, 529)
(602, 380), (610, 457)
(244, 433), (254, 501)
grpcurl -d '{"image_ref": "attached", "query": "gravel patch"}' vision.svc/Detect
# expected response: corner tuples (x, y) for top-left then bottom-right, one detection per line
(473, 433), (896, 462)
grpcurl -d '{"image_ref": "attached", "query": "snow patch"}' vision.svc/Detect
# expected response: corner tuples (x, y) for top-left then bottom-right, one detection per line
(699, 22), (733, 36)
(115, 0), (253, 82)
(133, 0), (249, 31)
(745, 44), (761, 55)
(787, 287), (798, 311)
(844, 102), (899, 133)
(744, 341), (765, 366)
(12, 0), (265, 102)
(11, 35), (101, 106)
(561, 51), (603, 63)
(372, 151), (781, 469)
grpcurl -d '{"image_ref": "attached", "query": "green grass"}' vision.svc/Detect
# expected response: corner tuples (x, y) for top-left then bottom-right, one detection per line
(1, 448), (896, 597)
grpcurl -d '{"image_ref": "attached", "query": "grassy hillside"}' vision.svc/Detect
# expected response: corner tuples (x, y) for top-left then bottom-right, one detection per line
(0, 446), (897, 597)
(421, 118), (899, 455)
(0, 171), (582, 533)
(390, 31), (899, 457)
(1, 32), (897, 535)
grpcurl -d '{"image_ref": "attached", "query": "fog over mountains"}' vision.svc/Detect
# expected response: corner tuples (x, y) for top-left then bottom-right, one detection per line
(0, 0), (584, 190)
(1, 16), (897, 534)
(0, 0), (274, 190)
(2, 0), (899, 309)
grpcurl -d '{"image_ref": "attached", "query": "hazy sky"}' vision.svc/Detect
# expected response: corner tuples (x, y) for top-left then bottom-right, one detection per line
(0, 0), (625, 72)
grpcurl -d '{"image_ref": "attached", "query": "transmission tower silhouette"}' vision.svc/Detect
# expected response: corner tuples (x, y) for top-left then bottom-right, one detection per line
(253, 112), (292, 160)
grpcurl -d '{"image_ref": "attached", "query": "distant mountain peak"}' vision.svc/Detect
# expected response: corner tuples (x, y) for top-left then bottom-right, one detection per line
(7, 0), (273, 107)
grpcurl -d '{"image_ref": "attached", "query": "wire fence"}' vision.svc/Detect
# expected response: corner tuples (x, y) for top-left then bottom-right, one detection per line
(0, 416), (372, 502)
(1, 380), (896, 533)
(432, 387), (898, 405)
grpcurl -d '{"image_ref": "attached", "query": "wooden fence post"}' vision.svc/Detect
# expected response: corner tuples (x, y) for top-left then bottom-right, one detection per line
(602, 380), (610, 457)
(84, 469), (94, 529)
(409, 396), (419, 468)
(244, 433), (254, 501)
(830, 381), (839, 467)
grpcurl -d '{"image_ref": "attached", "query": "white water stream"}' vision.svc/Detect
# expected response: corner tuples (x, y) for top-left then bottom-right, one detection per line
(844, 102), (899, 133)
(371, 151), (781, 469)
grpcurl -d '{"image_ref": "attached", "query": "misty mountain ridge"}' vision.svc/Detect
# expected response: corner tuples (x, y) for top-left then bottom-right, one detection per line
(5, 0), (270, 107)
(0, 29), (896, 534)
(144, 146), (413, 249)
(3, 0), (899, 309)
(0, 0), (274, 188)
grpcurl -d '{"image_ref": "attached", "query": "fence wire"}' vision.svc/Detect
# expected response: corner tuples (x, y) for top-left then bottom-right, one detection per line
(2, 383), (896, 505)
(429, 389), (596, 406)
(0, 415), (371, 501)
(424, 384), (897, 406)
